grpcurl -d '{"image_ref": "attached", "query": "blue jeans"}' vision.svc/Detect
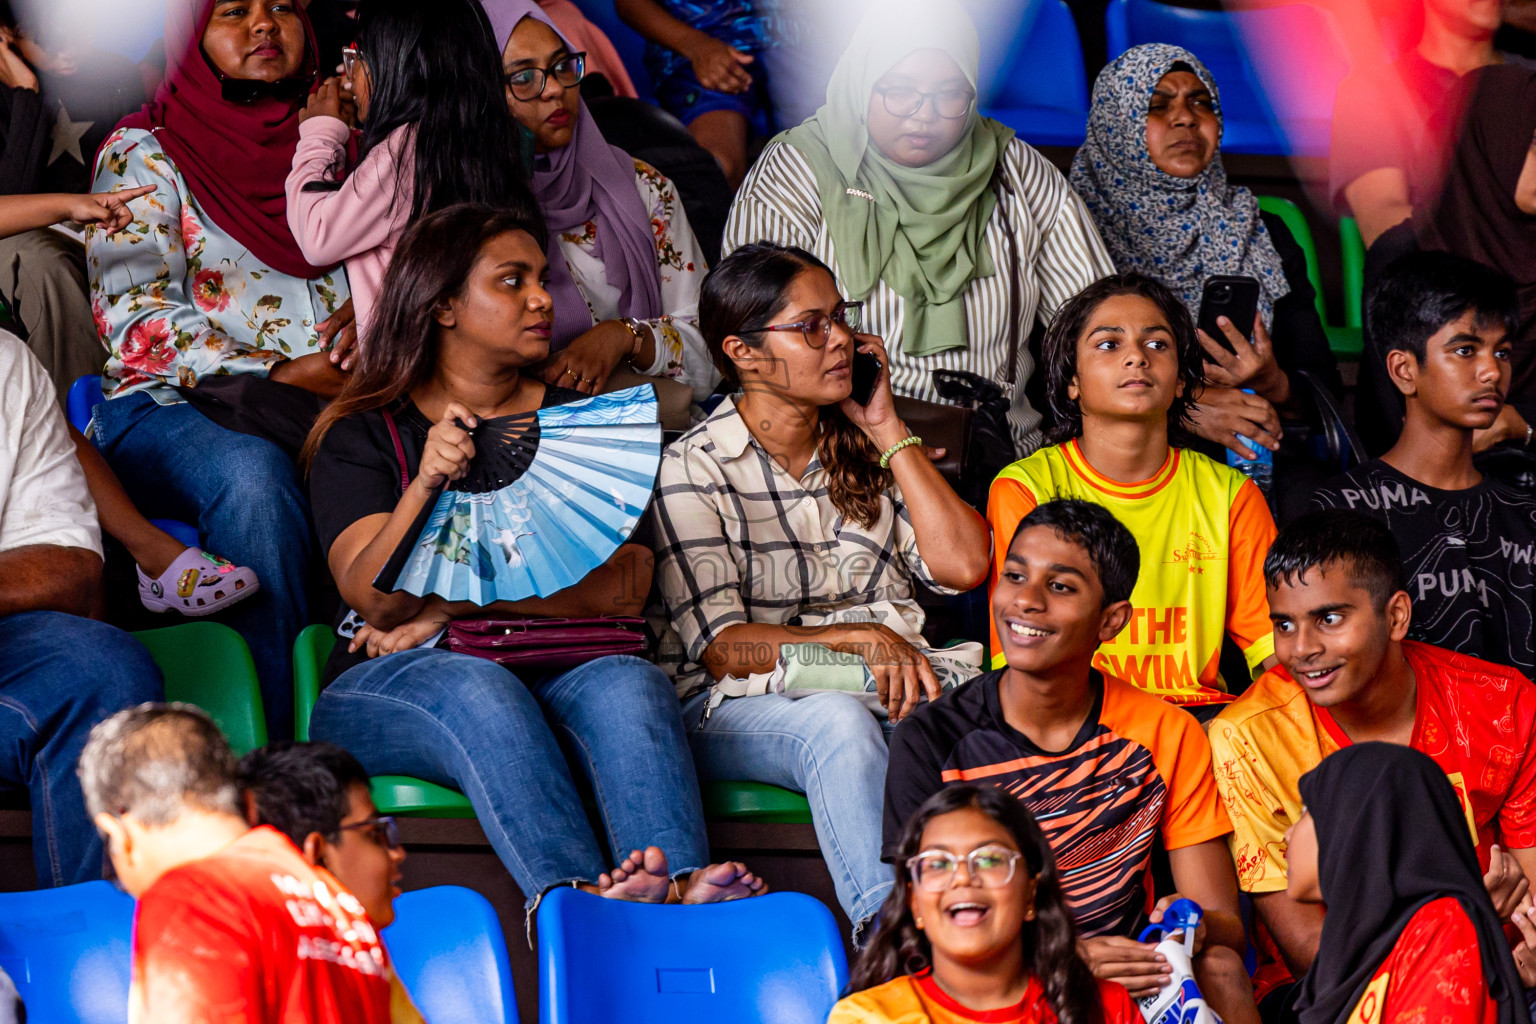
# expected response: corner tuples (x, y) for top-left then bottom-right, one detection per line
(681, 690), (893, 933)
(91, 390), (309, 737)
(0, 612), (163, 886)
(311, 650), (710, 908)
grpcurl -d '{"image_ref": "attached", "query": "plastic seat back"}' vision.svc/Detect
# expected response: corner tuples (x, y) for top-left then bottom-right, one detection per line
(0, 881), (135, 1024)
(66, 375), (104, 433)
(136, 621), (267, 755)
(385, 886), (520, 1024)
(538, 887), (847, 1024)
(293, 622), (334, 741)
(1254, 195), (1326, 323)
(1340, 216), (1365, 328)
(980, 0), (1089, 146)
(1230, 3), (1350, 157)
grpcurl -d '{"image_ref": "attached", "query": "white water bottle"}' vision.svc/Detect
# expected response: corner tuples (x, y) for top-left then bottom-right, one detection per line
(1134, 899), (1225, 1024)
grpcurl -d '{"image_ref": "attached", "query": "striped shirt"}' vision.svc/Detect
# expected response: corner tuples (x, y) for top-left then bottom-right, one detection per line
(723, 136), (1115, 453)
(650, 397), (956, 699)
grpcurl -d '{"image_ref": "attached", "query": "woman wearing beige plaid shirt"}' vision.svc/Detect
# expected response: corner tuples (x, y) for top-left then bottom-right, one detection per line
(650, 242), (991, 941)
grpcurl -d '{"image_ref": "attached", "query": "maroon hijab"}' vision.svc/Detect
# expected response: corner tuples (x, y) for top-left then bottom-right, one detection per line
(114, 0), (331, 280)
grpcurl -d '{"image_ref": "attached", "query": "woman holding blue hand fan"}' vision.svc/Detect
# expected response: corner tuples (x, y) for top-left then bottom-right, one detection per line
(299, 202), (766, 911)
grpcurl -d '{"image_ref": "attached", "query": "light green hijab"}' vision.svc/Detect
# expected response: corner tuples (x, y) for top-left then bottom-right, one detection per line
(781, 0), (1014, 357)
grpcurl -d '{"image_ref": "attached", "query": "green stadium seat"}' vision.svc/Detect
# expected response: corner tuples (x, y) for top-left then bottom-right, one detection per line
(292, 624), (474, 817)
(134, 621), (267, 755)
(702, 781), (813, 824)
(1255, 195), (1325, 324)
(293, 624), (813, 823)
(1256, 195), (1362, 362)
(1341, 216), (1365, 328)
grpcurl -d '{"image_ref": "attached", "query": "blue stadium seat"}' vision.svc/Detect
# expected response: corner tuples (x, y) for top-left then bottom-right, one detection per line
(565, 0), (654, 100)
(1104, 0), (1349, 157)
(0, 882), (517, 1024)
(537, 887), (847, 1024)
(66, 374), (199, 548)
(979, 0), (1090, 147)
(385, 886), (520, 1024)
(0, 881), (135, 1024)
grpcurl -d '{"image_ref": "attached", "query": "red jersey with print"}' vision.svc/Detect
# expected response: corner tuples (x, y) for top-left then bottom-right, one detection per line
(1343, 898), (1498, 1024)
(1209, 640), (1536, 997)
(129, 825), (397, 1024)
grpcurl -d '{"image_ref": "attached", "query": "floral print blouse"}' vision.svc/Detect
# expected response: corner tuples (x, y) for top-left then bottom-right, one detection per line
(558, 159), (718, 404)
(88, 127), (350, 400)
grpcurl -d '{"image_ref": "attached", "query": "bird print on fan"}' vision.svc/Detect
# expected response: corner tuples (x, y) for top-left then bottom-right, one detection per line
(376, 387), (663, 604)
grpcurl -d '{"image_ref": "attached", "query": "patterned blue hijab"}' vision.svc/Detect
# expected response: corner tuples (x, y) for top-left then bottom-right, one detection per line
(1069, 44), (1289, 329)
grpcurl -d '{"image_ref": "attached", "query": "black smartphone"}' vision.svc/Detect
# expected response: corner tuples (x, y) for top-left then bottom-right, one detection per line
(1198, 274), (1261, 352)
(851, 349), (882, 406)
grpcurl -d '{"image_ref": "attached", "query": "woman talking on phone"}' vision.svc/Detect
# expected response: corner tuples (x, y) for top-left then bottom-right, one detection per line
(650, 241), (991, 942)
(1070, 44), (1341, 466)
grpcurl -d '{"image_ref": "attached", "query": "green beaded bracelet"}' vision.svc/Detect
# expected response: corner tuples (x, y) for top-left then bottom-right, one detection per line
(878, 435), (922, 469)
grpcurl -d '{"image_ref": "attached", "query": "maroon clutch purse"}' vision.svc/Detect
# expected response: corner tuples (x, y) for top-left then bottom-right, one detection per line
(443, 616), (650, 673)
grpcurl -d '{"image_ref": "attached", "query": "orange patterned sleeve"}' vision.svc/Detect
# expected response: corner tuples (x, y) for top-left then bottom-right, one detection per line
(1226, 478), (1278, 674)
(1207, 712), (1293, 892)
(987, 475), (1040, 669)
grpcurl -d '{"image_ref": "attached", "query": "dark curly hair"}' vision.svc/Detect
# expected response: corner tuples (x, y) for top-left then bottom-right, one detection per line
(1042, 274), (1204, 447)
(849, 785), (1104, 1024)
(700, 242), (891, 529)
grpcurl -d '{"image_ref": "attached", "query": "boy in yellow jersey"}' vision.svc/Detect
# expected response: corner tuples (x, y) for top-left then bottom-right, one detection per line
(988, 274), (1277, 719)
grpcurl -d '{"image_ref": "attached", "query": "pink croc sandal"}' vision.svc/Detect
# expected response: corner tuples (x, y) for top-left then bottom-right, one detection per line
(138, 547), (260, 617)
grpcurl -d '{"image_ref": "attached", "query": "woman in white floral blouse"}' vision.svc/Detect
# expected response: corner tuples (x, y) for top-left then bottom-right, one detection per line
(483, 0), (718, 429)
(86, 0), (353, 735)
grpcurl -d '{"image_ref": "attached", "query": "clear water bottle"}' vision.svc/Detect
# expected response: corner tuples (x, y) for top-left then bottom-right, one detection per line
(1226, 388), (1273, 495)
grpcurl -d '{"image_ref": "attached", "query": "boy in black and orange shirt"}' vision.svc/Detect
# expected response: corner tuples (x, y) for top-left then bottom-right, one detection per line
(886, 499), (1257, 1024)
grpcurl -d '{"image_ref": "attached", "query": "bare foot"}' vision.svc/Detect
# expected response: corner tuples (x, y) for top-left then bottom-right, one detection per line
(680, 861), (769, 904)
(598, 846), (672, 904)
(135, 534), (191, 579)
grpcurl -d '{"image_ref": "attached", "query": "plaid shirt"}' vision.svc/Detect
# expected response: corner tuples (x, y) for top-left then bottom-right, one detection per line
(650, 398), (956, 698)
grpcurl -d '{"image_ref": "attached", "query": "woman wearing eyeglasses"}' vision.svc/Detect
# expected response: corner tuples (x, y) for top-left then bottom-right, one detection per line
(724, 0), (1114, 463)
(834, 784), (1142, 1024)
(480, 0), (717, 431)
(650, 241), (991, 940)
(285, 0), (536, 336)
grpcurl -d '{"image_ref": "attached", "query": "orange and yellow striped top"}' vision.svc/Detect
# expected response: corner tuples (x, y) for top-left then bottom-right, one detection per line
(987, 440), (1276, 705)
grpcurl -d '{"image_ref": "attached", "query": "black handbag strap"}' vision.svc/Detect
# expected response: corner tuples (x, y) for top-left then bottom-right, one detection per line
(382, 408), (411, 490)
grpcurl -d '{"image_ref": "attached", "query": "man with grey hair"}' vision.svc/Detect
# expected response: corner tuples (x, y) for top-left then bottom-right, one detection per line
(79, 704), (411, 1024)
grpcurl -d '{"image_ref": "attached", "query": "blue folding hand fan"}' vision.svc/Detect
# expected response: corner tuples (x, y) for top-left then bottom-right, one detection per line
(374, 386), (662, 605)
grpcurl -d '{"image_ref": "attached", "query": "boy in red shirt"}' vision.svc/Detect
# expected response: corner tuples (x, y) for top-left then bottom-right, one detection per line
(78, 704), (416, 1024)
(1209, 511), (1536, 1014)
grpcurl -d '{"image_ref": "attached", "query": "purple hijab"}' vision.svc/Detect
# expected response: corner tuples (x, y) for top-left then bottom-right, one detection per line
(481, 0), (662, 349)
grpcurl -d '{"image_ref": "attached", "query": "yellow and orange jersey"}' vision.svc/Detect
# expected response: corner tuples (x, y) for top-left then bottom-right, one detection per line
(988, 440), (1276, 705)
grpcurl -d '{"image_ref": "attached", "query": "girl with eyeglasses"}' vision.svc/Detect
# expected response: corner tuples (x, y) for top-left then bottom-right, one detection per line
(649, 241), (991, 941)
(285, 0), (536, 337)
(724, 0), (1114, 467)
(834, 784), (1142, 1024)
(482, 0), (717, 431)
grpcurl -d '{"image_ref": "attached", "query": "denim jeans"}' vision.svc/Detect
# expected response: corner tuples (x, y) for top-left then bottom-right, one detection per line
(311, 650), (710, 908)
(0, 612), (163, 886)
(91, 390), (310, 737)
(681, 690), (894, 934)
